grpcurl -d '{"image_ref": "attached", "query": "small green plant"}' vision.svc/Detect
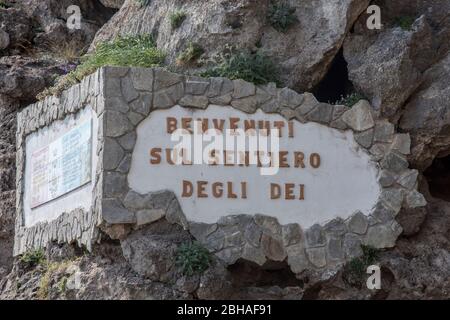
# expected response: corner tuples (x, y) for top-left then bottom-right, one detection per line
(20, 249), (46, 268)
(200, 50), (278, 84)
(37, 34), (165, 99)
(176, 42), (204, 65)
(0, 0), (10, 9)
(267, 3), (298, 33)
(342, 245), (380, 287)
(334, 92), (365, 107)
(57, 276), (68, 293)
(394, 16), (415, 31)
(37, 260), (73, 300)
(176, 241), (211, 276)
(169, 10), (186, 29)
(136, 0), (151, 7)
(201, 51), (280, 85)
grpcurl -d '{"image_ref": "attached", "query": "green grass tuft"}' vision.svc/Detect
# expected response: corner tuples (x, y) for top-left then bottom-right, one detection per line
(342, 245), (380, 287)
(0, 1), (9, 9)
(267, 3), (298, 33)
(57, 276), (68, 293)
(176, 42), (204, 66)
(176, 241), (211, 276)
(20, 249), (46, 268)
(169, 10), (186, 30)
(136, 0), (151, 7)
(37, 34), (165, 100)
(394, 16), (415, 31)
(200, 51), (280, 85)
(334, 92), (365, 107)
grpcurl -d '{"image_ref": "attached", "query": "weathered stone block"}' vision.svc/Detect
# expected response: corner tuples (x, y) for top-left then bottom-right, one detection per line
(121, 76), (139, 102)
(397, 170), (419, 190)
(105, 111), (132, 137)
(130, 67), (154, 91)
(305, 103), (334, 124)
(103, 137), (125, 170)
(306, 247), (327, 268)
(153, 68), (183, 91)
(179, 95), (209, 109)
(327, 237), (344, 260)
(130, 94), (152, 116)
(286, 243), (309, 274)
(355, 129), (374, 148)
(278, 87), (303, 108)
(306, 224), (326, 247)
(102, 199), (135, 224)
(405, 190), (427, 208)
(374, 120), (395, 143)
(391, 133), (411, 155)
(136, 209), (165, 226)
(342, 100), (375, 131)
(347, 212), (368, 235)
(381, 151), (409, 173)
(365, 224), (401, 248)
(242, 244), (266, 266)
(343, 233), (363, 258)
(185, 76), (210, 95)
(261, 234), (287, 261)
(281, 223), (302, 247)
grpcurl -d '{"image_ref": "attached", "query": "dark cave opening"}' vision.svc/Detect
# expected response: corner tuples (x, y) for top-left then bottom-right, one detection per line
(312, 48), (354, 104)
(423, 155), (450, 202)
(227, 259), (303, 288)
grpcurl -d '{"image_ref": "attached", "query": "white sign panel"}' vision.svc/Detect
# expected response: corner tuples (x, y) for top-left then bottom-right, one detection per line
(129, 105), (382, 228)
(30, 119), (92, 208)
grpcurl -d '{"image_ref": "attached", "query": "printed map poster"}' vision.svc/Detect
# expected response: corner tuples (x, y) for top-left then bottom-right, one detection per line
(30, 119), (92, 208)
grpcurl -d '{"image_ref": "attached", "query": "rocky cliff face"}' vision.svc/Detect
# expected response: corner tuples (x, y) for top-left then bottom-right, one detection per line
(0, 0), (115, 273)
(0, 0), (449, 299)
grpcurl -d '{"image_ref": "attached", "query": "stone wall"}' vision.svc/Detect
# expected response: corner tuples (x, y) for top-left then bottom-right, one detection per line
(14, 69), (106, 255)
(14, 66), (426, 277)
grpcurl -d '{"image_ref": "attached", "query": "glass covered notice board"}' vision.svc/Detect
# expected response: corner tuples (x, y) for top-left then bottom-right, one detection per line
(30, 119), (92, 208)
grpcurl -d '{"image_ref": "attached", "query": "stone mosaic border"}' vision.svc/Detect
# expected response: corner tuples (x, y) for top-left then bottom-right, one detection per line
(15, 66), (427, 276)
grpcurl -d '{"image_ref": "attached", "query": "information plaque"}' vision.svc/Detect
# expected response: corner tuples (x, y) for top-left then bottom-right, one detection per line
(30, 119), (92, 208)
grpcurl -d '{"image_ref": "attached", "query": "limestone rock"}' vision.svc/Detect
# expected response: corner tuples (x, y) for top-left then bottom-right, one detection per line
(120, 221), (191, 281)
(102, 198), (135, 224)
(344, 14), (437, 121)
(399, 53), (450, 170)
(261, 234), (286, 262)
(0, 29), (10, 50)
(103, 138), (125, 170)
(306, 247), (327, 268)
(135, 209), (166, 226)
(99, 0), (124, 9)
(0, 7), (32, 53)
(365, 224), (402, 248)
(17, 0), (114, 51)
(396, 206), (427, 237)
(196, 262), (233, 300)
(0, 56), (61, 103)
(405, 190), (427, 208)
(347, 212), (368, 235)
(90, 0), (369, 92)
(342, 100), (375, 131)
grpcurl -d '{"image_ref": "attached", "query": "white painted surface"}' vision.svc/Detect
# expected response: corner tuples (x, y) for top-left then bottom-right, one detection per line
(23, 106), (98, 228)
(129, 105), (382, 228)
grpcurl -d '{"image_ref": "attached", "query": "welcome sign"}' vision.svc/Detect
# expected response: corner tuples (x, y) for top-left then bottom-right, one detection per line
(129, 105), (381, 228)
(15, 67), (425, 271)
